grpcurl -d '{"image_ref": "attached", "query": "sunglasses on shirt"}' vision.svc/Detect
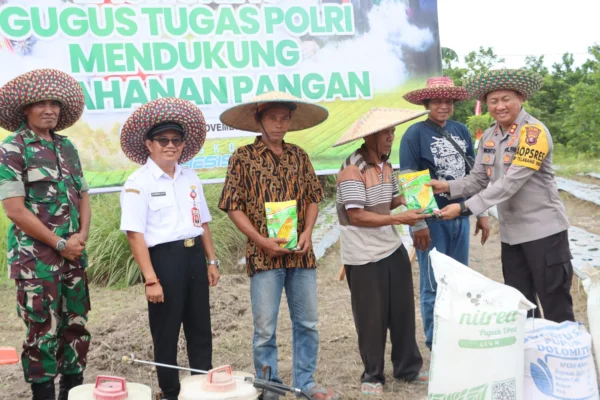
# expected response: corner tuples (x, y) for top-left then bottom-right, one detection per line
(152, 137), (184, 147)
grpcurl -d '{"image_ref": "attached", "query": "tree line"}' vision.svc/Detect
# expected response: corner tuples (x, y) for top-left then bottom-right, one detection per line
(442, 45), (600, 157)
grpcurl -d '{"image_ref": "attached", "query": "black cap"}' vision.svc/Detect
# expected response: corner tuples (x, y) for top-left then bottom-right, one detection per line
(146, 122), (185, 139)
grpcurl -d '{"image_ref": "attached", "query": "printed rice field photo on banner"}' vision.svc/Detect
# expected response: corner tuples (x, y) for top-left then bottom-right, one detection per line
(0, 0), (442, 188)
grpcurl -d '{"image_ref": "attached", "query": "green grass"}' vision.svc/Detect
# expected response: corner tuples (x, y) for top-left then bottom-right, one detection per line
(85, 185), (248, 285)
(553, 145), (600, 176)
(0, 185), (247, 286)
(0, 177), (338, 287)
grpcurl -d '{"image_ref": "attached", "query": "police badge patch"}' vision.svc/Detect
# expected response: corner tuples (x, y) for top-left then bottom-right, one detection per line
(513, 124), (549, 171)
(525, 126), (542, 146)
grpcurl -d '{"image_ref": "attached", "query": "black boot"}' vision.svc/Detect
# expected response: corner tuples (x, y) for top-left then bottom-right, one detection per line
(57, 374), (83, 400)
(31, 381), (56, 400)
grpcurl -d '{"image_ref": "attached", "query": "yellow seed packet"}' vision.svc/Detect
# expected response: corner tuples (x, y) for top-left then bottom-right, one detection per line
(397, 170), (438, 214)
(265, 200), (298, 249)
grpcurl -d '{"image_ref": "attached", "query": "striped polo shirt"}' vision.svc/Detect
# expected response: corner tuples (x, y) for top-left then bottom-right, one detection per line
(336, 148), (402, 265)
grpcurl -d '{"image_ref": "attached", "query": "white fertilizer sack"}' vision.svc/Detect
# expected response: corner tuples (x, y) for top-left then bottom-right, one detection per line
(428, 249), (536, 400)
(524, 318), (599, 399)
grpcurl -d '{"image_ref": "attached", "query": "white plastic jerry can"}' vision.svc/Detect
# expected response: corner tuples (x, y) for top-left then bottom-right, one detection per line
(179, 365), (260, 400)
(68, 376), (152, 400)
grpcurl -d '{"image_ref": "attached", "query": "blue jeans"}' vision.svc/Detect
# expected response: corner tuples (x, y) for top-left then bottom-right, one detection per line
(410, 216), (470, 349)
(250, 268), (319, 390)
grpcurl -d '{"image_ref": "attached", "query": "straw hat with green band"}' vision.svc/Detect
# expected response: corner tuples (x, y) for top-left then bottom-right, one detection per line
(332, 107), (429, 147)
(463, 69), (544, 102)
(219, 91), (329, 132)
(120, 97), (206, 165)
(403, 76), (470, 105)
(0, 69), (85, 132)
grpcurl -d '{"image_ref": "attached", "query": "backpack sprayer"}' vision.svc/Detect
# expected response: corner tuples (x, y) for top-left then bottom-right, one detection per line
(122, 354), (311, 399)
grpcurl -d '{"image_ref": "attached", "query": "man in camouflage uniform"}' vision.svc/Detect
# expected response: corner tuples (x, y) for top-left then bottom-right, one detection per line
(0, 69), (91, 400)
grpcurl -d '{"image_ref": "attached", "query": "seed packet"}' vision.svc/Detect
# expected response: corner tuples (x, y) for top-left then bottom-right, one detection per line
(397, 170), (438, 214)
(265, 200), (298, 249)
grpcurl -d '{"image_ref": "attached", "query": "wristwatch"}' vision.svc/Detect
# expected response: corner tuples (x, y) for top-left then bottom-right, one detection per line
(56, 238), (67, 251)
(459, 202), (473, 217)
(207, 259), (221, 269)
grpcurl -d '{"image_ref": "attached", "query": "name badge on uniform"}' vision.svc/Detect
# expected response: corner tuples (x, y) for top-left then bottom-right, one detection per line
(151, 192), (166, 197)
(190, 185), (202, 227)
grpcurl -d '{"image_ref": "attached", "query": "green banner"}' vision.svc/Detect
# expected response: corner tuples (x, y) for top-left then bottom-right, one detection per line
(0, 0), (442, 188)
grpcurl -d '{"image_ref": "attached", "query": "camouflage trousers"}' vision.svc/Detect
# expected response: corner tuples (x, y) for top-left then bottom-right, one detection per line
(16, 268), (91, 383)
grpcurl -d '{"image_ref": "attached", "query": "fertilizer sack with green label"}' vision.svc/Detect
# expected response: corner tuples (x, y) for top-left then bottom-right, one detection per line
(523, 318), (599, 400)
(428, 249), (536, 400)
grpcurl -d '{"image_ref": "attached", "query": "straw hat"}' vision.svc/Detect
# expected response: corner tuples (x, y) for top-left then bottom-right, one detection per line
(219, 91), (329, 132)
(0, 69), (85, 132)
(403, 76), (470, 105)
(120, 98), (206, 165)
(332, 108), (429, 147)
(463, 69), (544, 102)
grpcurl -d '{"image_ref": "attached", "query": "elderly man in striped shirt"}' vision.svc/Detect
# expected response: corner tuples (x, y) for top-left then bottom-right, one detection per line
(332, 108), (430, 395)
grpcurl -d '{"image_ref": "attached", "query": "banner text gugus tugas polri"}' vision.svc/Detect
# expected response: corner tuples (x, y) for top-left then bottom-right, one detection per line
(0, 3), (372, 111)
(0, 5), (354, 38)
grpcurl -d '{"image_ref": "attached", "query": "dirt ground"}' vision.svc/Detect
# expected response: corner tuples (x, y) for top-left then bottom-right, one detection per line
(0, 208), (594, 400)
(562, 174), (600, 186)
(560, 191), (600, 236)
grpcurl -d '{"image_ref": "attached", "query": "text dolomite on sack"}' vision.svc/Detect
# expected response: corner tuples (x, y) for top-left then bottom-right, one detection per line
(524, 319), (599, 399)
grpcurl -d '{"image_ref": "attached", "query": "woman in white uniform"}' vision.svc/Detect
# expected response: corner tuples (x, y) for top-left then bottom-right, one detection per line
(119, 97), (220, 400)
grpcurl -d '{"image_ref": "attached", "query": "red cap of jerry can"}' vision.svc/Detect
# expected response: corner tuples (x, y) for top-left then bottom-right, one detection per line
(203, 365), (237, 392)
(94, 376), (128, 400)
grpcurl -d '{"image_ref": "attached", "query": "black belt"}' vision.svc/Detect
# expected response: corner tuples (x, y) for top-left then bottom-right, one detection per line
(153, 236), (202, 249)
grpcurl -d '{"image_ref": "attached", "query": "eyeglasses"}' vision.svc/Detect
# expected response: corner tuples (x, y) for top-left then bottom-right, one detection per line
(152, 137), (184, 147)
